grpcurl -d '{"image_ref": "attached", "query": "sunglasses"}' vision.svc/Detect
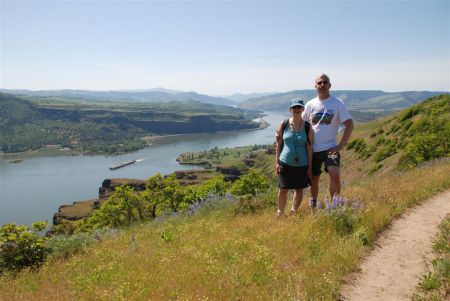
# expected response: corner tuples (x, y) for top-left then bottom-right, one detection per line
(316, 81), (329, 85)
(291, 105), (303, 109)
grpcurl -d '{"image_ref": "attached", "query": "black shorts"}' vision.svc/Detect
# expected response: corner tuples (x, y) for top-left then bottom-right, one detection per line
(278, 163), (309, 189)
(312, 151), (340, 176)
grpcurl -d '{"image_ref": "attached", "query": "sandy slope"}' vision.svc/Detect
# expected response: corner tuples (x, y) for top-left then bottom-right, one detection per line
(340, 190), (450, 301)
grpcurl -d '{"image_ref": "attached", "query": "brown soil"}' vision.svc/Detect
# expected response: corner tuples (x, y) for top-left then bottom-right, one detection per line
(340, 190), (450, 301)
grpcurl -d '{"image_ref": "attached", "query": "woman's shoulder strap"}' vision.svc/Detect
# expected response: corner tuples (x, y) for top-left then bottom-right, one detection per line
(281, 118), (289, 132)
(305, 121), (310, 134)
(305, 121), (311, 144)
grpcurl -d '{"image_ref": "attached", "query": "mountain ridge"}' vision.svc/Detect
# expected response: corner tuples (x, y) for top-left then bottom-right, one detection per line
(238, 89), (448, 111)
(0, 89), (237, 107)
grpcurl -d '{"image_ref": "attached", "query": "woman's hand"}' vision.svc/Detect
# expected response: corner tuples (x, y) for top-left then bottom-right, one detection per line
(307, 166), (312, 179)
(276, 163), (281, 174)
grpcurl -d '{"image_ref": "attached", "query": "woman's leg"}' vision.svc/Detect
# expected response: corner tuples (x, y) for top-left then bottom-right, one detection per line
(277, 188), (289, 215)
(291, 189), (304, 212)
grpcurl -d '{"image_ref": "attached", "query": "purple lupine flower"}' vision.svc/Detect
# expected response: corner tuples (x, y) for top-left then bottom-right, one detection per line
(331, 195), (339, 209)
(325, 196), (332, 213)
(317, 200), (323, 209)
(343, 198), (350, 208)
(188, 201), (202, 214)
(224, 192), (234, 202)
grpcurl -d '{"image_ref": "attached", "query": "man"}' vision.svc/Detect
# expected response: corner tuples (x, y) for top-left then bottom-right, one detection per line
(302, 74), (354, 206)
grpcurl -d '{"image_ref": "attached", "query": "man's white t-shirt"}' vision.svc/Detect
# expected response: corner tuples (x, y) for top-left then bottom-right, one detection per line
(302, 95), (352, 152)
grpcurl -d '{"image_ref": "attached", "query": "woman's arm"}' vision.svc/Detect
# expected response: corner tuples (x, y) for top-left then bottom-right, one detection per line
(275, 121), (284, 174)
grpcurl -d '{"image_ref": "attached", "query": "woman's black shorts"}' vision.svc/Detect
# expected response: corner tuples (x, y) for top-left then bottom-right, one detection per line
(278, 163), (309, 189)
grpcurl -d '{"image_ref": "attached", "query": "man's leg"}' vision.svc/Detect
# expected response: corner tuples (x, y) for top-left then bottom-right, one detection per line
(310, 175), (320, 201)
(310, 151), (324, 207)
(327, 166), (340, 197)
(325, 151), (341, 198)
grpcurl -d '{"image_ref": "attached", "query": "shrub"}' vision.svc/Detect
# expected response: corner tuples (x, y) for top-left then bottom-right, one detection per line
(399, 133), (448, 168)
(372, 139), (398, 162)
(398, 106), (420, 122)
(234, 193), (275, 215)
(46, 232), (97, 259)
(0, 222), (49, 274)
(230, 169), (270, 196)
(197, 175), (230, 198)
(347, 138), (373, 159)
(353, 227), (371, 246)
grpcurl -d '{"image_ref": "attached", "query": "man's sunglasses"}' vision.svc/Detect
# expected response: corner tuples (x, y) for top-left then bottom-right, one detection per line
(316, 81), (329, 85)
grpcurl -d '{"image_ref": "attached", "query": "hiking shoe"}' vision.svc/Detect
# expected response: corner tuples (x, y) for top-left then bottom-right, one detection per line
(276, 209), (285, 218)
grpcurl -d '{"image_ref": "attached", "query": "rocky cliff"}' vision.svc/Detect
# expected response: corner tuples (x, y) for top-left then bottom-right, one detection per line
(52, 170), (221, 226)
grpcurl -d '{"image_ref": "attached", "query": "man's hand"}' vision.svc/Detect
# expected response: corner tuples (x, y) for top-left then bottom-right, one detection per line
(328, 142), (344, 154)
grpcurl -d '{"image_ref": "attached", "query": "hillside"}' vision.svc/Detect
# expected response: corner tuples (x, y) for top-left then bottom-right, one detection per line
(0, 93), (260, 154)
(345, 94), (450, 175)
(239, 90), (448, 121)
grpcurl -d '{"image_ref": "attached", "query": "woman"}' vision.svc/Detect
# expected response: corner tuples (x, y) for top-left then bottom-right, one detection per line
(275, 98), (313, 216)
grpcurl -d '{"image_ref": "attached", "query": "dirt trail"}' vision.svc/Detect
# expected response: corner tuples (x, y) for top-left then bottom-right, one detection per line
(340, 190), (450, 301)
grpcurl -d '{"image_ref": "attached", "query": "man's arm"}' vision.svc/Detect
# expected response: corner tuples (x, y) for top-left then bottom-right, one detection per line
(330, 119), (354, 153)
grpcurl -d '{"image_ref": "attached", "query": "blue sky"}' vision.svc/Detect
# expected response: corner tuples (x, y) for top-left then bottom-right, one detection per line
(1, 0), (449, 95)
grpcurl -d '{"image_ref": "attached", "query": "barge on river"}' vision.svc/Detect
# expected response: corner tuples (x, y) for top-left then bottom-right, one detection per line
(109, 160), (136, 170)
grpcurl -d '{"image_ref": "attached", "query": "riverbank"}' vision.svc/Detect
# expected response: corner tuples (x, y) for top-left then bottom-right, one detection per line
(1, 118), (270, 162)
(141, 117), (270, 143)
(0, 145), (81, 161)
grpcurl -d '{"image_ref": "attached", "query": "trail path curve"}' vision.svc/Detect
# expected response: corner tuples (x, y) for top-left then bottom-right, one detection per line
(340, 190), (450, 301)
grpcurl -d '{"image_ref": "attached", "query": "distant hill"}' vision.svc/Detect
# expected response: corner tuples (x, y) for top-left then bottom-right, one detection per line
(0, 89), (237, 107)
(117, 87), (182, 94)
(0, 93), (260, 154)
(238, 90), (448, 111)
(222, 92), (279, 103)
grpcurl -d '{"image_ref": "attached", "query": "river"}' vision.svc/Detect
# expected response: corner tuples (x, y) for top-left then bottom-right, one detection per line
(0, 111), (288, 227)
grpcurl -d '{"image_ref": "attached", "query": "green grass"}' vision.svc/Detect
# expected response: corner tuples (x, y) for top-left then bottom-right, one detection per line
(413, 215), (450, 301)
(1, 160), (449, 300)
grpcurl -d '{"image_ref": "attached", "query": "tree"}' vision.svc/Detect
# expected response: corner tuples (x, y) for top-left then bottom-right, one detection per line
(162, 174), (186, 212)
(197, 175), (230, 198)
(140, 173), (166, 219)
(87, 185), (141, 229)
